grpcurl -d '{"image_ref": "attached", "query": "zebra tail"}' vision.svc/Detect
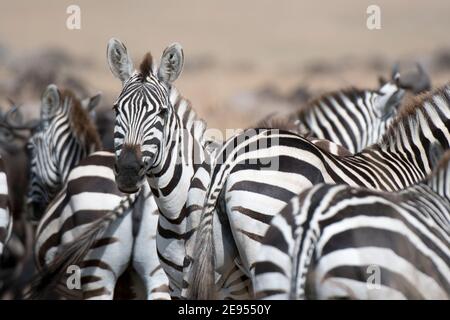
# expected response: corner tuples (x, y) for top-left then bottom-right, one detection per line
(187, 205), (217, 300)
(26, 193), (139, 299)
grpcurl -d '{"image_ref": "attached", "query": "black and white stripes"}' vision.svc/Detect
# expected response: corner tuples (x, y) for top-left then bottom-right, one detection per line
(27, 84), (169, 299)
(253, 150), (450, 299)
(106, 38), (450, 299)
(187, 84), (450, 298)
(0, 156), (12, 256)
(34, 152), (170, 299)
(108, 39), (252, 299)
(262, 81), (405, 153)
(27, 85), (101, 219)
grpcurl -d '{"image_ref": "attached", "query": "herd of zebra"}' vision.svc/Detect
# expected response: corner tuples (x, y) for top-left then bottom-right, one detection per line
(0, 38), (448, 300)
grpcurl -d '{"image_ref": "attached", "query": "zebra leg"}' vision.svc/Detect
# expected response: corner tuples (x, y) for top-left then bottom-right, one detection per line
(131, 194), (170, 300)
(216, 264), (252, 300)
(79, 213), (134, 300)
(253, 206), (297, 300)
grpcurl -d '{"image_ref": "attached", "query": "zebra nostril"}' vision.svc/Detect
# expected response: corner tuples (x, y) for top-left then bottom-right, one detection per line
(113, 163), (119, 176)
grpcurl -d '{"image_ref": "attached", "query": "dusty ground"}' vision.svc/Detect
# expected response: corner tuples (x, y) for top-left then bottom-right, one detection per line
(0, 0), (450, 132)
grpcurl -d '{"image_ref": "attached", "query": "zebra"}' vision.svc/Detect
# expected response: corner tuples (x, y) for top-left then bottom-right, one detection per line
(105, 40), (450, 299)
(27, 84), (169, 299)
(106, 39), (251, 299)
(253, 149), (450, 300)
(186, 83), (450, 298)
(57, 39), (450, 299)
(27, 85), (101, 219)
(0, 156), (12, 257)
(33, 41), (250, 299)
(255, 118), (351, 156)
(258, 64), (433, 154)
(185, 83), (450, 299)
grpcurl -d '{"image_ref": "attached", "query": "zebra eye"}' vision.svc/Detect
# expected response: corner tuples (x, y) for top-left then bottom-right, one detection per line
(112, 104), (119, 113)
(160, 107), (168, 116)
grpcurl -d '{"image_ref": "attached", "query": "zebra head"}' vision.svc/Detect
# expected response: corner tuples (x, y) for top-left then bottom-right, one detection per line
(27, 84), (101, 220)
(107, 38), (184, 193)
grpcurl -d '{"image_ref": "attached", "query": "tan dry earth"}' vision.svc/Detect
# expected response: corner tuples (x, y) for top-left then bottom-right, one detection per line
(0, 0), (450, 132)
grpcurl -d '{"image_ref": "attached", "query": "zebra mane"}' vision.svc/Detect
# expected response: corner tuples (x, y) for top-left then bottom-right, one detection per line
(139, 52), (154, 80)
(62, 89), (101, 152)
(377, 83), (450, 149)
(169, 86), (208, 146)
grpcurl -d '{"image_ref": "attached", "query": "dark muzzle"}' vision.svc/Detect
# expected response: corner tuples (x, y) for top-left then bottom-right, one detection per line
(114, 146), (146, 193)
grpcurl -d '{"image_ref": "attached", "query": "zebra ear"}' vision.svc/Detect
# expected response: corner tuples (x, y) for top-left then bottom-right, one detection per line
(81, 92), (102, 121)
(107, 38), (134, 83)
(429, 143), (444, 169)
(158, 43), (184, 85)
(81, 92), (102, 113)
(41, 84), (60, 127)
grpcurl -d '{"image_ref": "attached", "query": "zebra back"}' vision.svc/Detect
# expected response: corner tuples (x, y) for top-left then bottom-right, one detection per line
(28, 153), (140, 299)
(259, 81), (405, 153)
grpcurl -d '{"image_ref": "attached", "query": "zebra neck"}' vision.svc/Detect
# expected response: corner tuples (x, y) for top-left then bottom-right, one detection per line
(298, 88), (377, 153)
(149, 88), (210, 221)
(370, 86), (450, 183)
(59, 133), (96, 187)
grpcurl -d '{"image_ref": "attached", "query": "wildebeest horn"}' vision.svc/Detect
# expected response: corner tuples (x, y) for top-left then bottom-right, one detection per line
(2, 100), (39, 131)
(391, 63), (400, 80)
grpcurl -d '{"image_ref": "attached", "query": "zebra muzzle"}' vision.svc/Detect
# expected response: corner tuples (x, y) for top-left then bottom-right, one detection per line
(114, 145), (149, 193)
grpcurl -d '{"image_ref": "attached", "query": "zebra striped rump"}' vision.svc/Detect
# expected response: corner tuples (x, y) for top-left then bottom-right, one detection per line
(253, 151), (450, 299)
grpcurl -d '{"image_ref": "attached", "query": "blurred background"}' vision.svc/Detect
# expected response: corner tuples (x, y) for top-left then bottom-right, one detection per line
(0, 0), (450, 131)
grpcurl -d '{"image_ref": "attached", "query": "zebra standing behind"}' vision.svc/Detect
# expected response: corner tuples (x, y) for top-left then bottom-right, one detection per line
(0, 156), (12, 257)
(253, 148), (450, 300)
(259, 64), (431, 154)
(259, 75), (405, 153)
(28, 84), (169, 299)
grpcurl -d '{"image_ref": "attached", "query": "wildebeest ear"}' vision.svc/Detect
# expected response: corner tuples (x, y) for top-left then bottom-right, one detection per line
(41, 84), (60, 128)
(107, 38), (134, 83)
(158, 43), (184, 85)
(378, 76), (387, 87)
